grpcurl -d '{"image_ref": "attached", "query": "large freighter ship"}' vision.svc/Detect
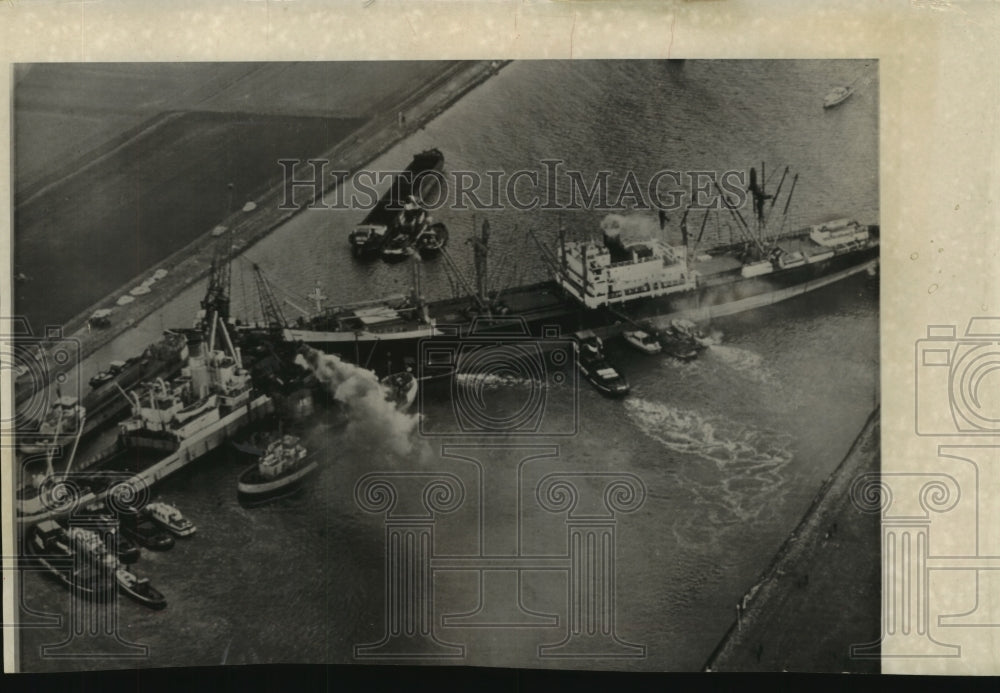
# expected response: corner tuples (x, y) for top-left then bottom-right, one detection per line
(283, 166), (879, 376)
(17, 313), (274, 526)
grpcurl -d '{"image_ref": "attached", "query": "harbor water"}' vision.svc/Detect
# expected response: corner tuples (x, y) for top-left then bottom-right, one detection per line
(19, 60), (878, 671)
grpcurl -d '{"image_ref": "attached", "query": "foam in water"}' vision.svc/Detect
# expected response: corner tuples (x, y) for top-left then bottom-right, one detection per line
(295, 347), (420, 457)
(708, 344), (776, 385)
(625, 397), (794, 534)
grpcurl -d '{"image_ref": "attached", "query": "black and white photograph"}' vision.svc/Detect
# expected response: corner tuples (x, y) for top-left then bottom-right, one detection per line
(5, 57), (883, 674)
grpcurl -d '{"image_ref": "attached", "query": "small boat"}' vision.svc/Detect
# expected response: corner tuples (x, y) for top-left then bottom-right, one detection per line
(380, 231), (414, 263)
(349, 224), (388, 259)
(25, 520), (115, 598)
(636, 321), (698, 361)
(414, 221), (449, 257)
(622, 329), (662, 355)
(381, 370), (418, 411)
(115, 567), (167, 610)
(121, 513), (175, 551)
(89, 360), (127, 389)
(823, 85), (854, 108)
(238, 434), (318, 502)
(129, 285), (152, 297)
(152, 269), (169, 281)
(142, 502), (196, 538)
(116, 295), (135, 306)
(669, 319), (712, 350)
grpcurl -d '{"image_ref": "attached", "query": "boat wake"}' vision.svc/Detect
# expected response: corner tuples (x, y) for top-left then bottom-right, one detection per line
(707, 345), (776, 385)
(625, 397), (794, 546)
(454, 372), (546, 390)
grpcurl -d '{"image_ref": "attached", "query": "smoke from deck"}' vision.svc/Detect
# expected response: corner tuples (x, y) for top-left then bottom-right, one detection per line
(600, 213), (661, 244)
(295, 346), (420, 457)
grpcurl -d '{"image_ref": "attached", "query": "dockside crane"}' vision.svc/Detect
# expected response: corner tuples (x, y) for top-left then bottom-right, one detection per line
(251, 263), (288, 331)
(200, 228), (233, 331)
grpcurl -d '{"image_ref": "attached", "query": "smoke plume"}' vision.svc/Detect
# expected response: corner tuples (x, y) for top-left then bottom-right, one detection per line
(600, 213), (660, 244)
(295, 347), (420, 457)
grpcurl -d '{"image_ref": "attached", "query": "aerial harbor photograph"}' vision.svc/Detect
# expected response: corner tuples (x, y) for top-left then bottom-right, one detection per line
(8, 59), (879, 673)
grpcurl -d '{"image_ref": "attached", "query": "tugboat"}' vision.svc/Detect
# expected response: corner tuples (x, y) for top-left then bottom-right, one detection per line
(237, 434), (318, 502)
(142, 502), (196, 538)
(115, 566), (167, 610)
(381, 369), (418, 411)
(574, 332), (630, 398)
(25, 520), (114, 598)
(120, 511), (175, 551)
(668, 318), (712, 351)
(622, 329), (662, 355)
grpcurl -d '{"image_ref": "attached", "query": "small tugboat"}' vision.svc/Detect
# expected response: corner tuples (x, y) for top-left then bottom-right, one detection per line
(25, 520), (114, 598)
(120, 512), (175, 551)
(115, 567), (167, 610)
(669, 318), (712, 351)
(237, 434), (318, 502)
(381, 369), (418, 411)
(574, 332), (630, 398)
(622, 329), (662, 355)
(142, 502), (196, 538)
(823, 85), (854, 109)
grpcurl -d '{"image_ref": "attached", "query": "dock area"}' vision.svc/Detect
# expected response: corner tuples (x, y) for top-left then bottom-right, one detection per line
(18, 60), (508, 389)
(704, 407), (881, 673)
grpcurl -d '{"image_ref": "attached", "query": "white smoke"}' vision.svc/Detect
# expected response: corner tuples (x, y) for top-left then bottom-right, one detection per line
(600, 213), (660, 244)
(295, 347), (420, 457)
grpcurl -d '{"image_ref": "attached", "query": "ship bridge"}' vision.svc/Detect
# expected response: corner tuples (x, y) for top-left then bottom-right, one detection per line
(556, 236), (695, 309)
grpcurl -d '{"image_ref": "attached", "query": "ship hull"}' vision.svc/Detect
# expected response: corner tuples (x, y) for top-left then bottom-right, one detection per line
(290, 243), (878, 377)
(17, 394), (274, 527)
(237, 458), (319, 501)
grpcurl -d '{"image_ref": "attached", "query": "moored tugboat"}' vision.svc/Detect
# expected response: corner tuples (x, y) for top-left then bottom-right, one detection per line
(237, 434), (318, 502)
